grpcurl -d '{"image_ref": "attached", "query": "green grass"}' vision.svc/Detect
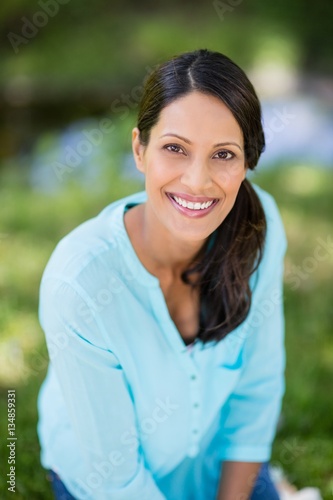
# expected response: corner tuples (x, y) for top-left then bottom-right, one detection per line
(251, 165), (333, 498)
(0, 164), (332, 499)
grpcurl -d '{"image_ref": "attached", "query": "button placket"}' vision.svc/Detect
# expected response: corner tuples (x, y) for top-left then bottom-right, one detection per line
(188, 369), (201, 457)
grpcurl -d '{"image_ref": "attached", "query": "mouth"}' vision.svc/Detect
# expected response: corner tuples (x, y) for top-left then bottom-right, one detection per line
(166, 192), (219, 217)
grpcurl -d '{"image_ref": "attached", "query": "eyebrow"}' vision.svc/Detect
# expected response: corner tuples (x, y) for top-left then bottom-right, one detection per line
(160, 133), (243, 151)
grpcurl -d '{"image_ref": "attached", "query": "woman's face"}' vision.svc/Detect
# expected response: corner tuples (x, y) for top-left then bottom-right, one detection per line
(132, 91), (247, 243)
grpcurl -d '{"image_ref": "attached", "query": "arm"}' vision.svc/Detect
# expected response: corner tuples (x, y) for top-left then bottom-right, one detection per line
(39, 277), (166, 500)
(217, 461), (261, 500)
(216, 194), (288, 495)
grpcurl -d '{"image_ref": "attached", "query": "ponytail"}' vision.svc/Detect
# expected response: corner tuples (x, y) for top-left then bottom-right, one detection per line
(182, 179), (266, 343)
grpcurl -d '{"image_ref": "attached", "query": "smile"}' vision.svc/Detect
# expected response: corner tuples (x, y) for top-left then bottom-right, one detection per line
(172, 195), (214, 210)
(166, 193), (219, 218)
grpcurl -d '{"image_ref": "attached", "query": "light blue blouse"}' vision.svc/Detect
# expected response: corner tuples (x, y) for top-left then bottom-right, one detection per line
(37, 183), (287, 500)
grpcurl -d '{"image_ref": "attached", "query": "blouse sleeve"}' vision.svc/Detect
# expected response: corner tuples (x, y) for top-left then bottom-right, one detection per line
(39, 276), (166, 500)
(218, 193), (288, 463)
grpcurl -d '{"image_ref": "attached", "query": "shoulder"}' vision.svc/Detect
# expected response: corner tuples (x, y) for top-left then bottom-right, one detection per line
(251, 182), (287, 256)
(248, 182), (288, 295)
(38, 190), (147, 351)
(41, 190), (147, 285)
(252, 182), (285, 230)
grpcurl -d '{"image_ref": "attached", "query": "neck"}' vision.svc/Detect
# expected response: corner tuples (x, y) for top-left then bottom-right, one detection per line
(124, 202), (206, 281)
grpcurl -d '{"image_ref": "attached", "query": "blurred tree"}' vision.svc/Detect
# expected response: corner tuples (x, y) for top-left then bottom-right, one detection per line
(0, 0), (332, 163)
(247, 0), (333, 74)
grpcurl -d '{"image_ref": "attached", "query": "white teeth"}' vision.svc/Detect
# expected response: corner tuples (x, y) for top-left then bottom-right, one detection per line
(173, 196), (215, 210)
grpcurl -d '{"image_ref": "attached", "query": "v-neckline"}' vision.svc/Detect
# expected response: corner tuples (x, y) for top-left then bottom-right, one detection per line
(121, 201), (201, 353)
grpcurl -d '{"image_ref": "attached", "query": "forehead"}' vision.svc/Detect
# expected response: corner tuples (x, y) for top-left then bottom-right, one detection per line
(152, 91), (243, 145)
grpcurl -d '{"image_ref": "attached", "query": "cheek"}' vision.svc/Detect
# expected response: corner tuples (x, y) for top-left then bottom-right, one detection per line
(216, 163), (246, 189)
(144, 159), (168, 197)
(146, 155), (179, 184)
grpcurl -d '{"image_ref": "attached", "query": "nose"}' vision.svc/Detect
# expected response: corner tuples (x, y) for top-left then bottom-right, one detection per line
(180, 159), (213, 192)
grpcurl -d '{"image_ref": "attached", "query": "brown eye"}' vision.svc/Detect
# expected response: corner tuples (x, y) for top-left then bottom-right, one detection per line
(214, 150), (235, 160)
(165, 144), (184, 154)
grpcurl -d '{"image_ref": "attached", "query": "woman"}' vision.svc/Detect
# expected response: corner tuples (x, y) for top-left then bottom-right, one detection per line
(37, 49), (287, 499)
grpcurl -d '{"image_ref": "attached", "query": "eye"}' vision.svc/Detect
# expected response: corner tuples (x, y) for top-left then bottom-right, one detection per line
(213, 150), (235, 161)
(164, 144), (185, 155)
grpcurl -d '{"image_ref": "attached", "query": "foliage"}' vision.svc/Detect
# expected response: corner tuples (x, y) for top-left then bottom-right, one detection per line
(1, 0), (332, 94)
(251, 166), (333, 497)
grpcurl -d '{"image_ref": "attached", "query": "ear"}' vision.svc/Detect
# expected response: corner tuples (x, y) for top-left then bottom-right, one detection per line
(132, 127), (146, 174)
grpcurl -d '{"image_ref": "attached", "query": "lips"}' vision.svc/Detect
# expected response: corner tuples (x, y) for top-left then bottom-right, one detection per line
(166, 192), (219, 218)
(171, 195), (215, 210)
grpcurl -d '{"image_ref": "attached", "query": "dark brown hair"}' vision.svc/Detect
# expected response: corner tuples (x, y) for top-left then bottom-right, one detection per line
(137, 49), (267, 344)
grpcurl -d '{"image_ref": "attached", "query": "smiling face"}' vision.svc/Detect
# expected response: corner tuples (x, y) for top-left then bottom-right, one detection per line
(132, 91), (247, 244)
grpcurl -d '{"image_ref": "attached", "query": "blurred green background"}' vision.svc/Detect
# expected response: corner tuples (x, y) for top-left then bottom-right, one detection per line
(0, 0), (333, 498)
